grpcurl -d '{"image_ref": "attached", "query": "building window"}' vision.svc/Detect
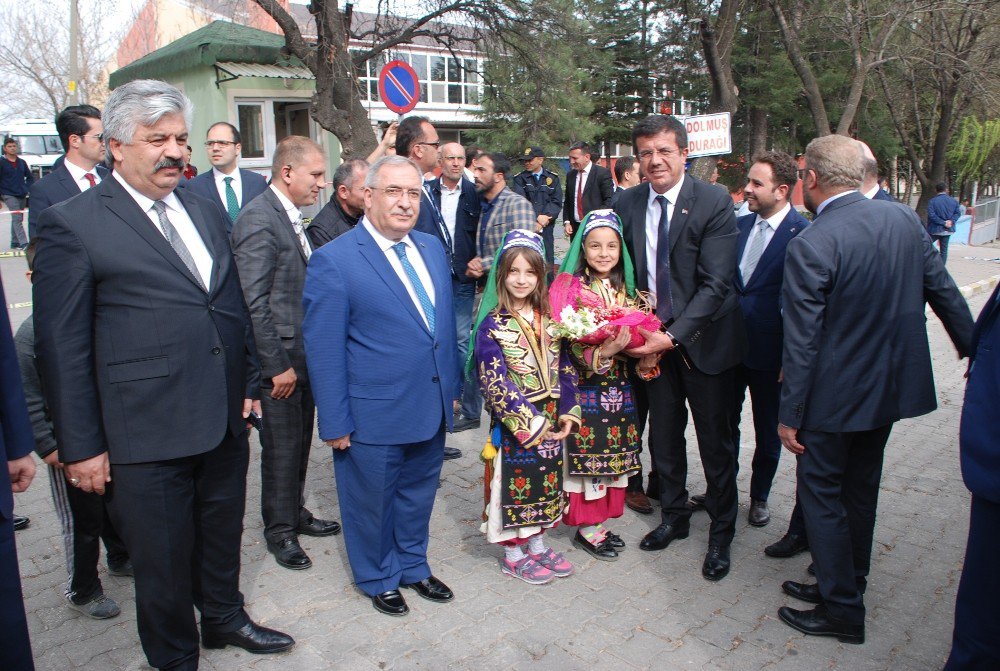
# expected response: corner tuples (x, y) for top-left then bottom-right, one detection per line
(237, 103), (265, 159)
(351, 48), (483, 106)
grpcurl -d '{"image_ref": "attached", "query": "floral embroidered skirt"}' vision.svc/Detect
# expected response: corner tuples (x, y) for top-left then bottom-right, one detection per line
(481, 397), (565, 543)
(568, 370), (641, 478)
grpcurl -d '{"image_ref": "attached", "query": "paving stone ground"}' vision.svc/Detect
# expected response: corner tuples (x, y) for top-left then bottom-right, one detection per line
(4, 246), (999, 671)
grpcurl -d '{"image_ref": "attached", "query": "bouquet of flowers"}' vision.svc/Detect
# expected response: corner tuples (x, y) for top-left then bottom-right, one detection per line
(549, 273), (661, 348)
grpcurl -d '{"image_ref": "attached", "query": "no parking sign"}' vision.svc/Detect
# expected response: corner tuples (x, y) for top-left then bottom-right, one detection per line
(378, 60), (421, 115)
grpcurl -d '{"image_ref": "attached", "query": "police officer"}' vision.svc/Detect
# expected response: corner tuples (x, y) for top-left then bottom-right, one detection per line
(512, 146), (562, 278)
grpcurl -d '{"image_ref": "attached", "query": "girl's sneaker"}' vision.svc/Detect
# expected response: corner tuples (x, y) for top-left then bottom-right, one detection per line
(501, 556), (555, 584)
(529, 548), (575, 577)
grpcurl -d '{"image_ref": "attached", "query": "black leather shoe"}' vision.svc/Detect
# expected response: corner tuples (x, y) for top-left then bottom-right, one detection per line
(13, 515), (29, 531)
(443, 446), (462, 460)
(748, 499), (770, 527)
(202, 621), (295, 653)
(639, 521), (690, 551)
(604, 531), (626, 550)
(572, 530), (619, 561)
(267, 538), (312, 570)
(702, 544), (731, 581)
(400, 576), (453, 602)
(764, 532), (809, 558)
(625, 490), (653, 514)
(372, 589), (409, 616)
(777, 604), (864, 644)
(782, 580), (822, 604)
(452, 415), (481, 432)
(297, 517), (341, 537)
(687, 493), (707, 511)
(808, 561), (816, 576)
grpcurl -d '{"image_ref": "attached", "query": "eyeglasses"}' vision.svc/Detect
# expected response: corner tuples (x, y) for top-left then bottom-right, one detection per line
(204, 140), (238, 148)
(79, 133), (103, 142)
(371, 186), (423, 200)
(637, 148), (681, 160)
(417, 141), (441, 149)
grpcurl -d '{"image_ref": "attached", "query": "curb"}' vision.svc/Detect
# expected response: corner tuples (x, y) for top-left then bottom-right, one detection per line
(959, 274), (1000, 299)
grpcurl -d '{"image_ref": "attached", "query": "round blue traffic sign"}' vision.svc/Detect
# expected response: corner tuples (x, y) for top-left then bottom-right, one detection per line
(378, 60), (421, 115)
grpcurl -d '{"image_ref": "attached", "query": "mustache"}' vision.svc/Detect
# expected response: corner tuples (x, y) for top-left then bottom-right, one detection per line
(154, 157), (185, 170)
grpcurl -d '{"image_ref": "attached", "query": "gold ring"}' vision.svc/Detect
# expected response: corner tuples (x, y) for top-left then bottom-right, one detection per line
(69, 477), (81, 485)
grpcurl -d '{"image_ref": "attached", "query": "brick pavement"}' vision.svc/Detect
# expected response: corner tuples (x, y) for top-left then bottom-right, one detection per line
(4, 250), (997, 670)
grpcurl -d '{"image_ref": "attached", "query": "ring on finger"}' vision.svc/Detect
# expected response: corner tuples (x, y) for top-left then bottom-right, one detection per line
(69, 477), (81, 486)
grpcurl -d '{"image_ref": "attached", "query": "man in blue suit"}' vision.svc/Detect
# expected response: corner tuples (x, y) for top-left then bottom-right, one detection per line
(303, 155), (459, 618)
(179, 122), (268, 233)
(1, 275), (37, 670)
(927, 181), (963, 265)
(945, 284), (1000, 669)
(713, 152), (807, 528)
(27, 105), (108, 239)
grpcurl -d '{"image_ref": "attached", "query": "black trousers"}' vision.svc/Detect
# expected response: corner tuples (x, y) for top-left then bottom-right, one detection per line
(731, 365), (783, 502)
(260, 383), (317, 543)
(0, 515), (34, 671)
(626, 361), (652, 491)
(945, 495), (1000, 670)
(796, 424), (892, 625)
(647, 350), (738, 546)
(56, 470), (129, 602)
(106, 433), (251, 670)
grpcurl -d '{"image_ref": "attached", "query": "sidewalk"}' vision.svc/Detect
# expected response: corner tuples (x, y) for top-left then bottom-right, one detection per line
(6, 253), (996, 671)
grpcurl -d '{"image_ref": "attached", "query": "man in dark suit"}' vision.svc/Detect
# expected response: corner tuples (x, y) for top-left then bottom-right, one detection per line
(858, 140), (895, 203)
(563, 141), (614, 237)
(945, 284), (1000, 669)
(231, 136), (341, 572)
(397, 116), (461, 460)
(429, 142), (480, 432)
(776, 134), (973, 644)
(179, 121), (268, 233)
(927, 181), (963, 265)
(28, 105), (108, 239)
(689, 152), (808, 528)
(33, 79), (293, 670)
(1, 275), (37, 671)
(512, 146), (562, 277)
(307, 158), (368, 249)
(303, 155), (458, 617)
(619, 115), (747, 581)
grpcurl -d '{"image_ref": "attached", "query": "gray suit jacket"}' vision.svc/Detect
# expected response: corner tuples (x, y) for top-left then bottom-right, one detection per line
(779, 191), (974, 432)
(231, 188), (310, 384)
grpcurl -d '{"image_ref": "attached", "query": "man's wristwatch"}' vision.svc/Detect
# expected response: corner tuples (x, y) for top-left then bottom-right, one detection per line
(664, 331), (679, 348)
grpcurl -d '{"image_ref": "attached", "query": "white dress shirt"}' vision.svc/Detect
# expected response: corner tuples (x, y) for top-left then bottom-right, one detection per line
(63, 158), (102, 191)
(573, 162), (592, 221)
(438, 179), (461, 245)
(214, 167), (242, 208)
(114, 172), (213, 288)
(362, 217), (436, 329)
(269, 184), (312, 258)
(816, 190), (856, 216)
(862, 184), (881, 200)
(644, 175), (685, 309)
(738, 202), (790, 280)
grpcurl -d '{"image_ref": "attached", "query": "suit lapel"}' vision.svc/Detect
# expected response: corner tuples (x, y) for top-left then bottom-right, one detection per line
(733, 216), (753, 291)
(55, 166), (82, 200)
(744, 210), (803, 290)
(668, 176), (694, 253)
(176, 187), (226, 294)
(263, 189), (309, 265)
(101, 178), (208, 294)
(628, 184), (649, 288)
(355, 225), (432, 336)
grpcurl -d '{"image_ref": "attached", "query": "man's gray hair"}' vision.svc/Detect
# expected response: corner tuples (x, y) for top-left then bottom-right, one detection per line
(333, 158), (369, 191)
(804, 135), (865, 190)
(365, 155), (422, 188)
(103, 79), (194, 151)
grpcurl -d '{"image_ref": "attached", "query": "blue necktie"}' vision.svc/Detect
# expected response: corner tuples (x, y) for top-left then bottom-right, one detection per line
(392, 242), (435, 332)
(654, 195), (674, 322)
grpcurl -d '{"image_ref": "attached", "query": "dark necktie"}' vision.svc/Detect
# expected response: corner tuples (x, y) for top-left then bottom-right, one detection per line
(654, 195), (674, 322)
(223, 176), (240, 222)
(423, 184), (454, 273)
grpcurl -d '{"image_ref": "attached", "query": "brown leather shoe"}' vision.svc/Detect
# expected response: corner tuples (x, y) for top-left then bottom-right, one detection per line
(625, 490), (653, 515)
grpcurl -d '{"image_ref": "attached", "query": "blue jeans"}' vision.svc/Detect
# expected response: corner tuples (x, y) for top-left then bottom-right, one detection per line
(932, 234), (950, 264)
(453, 280), (481, 419)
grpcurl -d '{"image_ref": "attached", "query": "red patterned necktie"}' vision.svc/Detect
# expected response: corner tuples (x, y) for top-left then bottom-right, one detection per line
(84, 173), (97, 189)
(575, 171), (584, 221)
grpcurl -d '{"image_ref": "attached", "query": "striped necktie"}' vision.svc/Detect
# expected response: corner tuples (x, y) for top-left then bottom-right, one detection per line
(392, 242), (435, 332)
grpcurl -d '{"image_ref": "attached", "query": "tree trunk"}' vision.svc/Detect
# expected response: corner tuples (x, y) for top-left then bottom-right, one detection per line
(689, 0), (739, 181)
(749, 106), (768, 158)
(768, 0), (831, 136)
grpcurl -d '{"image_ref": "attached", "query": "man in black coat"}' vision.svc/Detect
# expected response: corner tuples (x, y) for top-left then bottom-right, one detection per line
(563, 141), (614, 236)
(619, 115), (747, 581)
(307, 158), (367, 249)
(776, 134), (973, 644)
(33, 79), (293, 671)
(28, 105), (108, 240)
(512, 146), (562, 277)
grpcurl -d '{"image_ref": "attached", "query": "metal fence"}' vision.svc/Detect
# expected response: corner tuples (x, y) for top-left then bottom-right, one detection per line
(969, 198), (1000, 246)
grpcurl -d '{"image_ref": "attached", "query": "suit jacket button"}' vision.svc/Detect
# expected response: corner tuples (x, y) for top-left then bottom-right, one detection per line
(211, 347), (221, 355)
(209, 305), (216, 311)
(432, 376), (439, 383)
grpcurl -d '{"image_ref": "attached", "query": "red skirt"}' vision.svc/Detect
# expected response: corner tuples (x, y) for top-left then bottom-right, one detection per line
(563, 488), (626, 526)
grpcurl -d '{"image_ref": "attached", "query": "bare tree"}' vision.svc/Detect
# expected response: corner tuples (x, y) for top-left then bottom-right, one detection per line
(0, 1), (126, 118)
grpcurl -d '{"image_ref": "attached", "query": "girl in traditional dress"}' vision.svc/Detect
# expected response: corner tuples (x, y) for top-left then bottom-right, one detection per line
(559, 210), (643, 561)
(470, 229), (582, 585)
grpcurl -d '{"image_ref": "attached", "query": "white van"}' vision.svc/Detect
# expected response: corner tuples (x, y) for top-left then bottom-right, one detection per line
(0, 118), (62, 179)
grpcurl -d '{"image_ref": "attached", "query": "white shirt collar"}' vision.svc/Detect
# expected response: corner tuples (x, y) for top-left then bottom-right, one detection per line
(440, 178), (461, 194)
(756, 202), (791, 231)
(362, 216), (416, 253)
(113, 171), (184, 214)
(269, 184), (301, 224)
(862, 184), (881, 199)
(816, 190), (856, 216)
(213, 166), (240, 181)
(581, 162), (592, 177)
(647, 174), (685, 207)
(63, 157), (99, 184)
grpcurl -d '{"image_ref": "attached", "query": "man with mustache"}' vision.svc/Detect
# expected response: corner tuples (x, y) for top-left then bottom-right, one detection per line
(231, 136), (341, 572)
(33, 79), (293, 670)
